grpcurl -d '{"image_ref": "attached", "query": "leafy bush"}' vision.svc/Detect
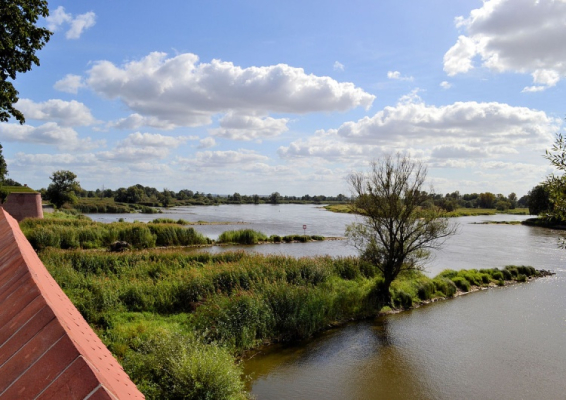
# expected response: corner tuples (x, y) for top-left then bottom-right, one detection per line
(217, 229), (268, 244)
(451, 277), (471, 292)
(122, 331), (247, 400)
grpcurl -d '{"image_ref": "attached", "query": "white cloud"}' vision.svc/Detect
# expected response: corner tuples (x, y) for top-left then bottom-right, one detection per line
(66, 12), (96, 39)
(431, 145), (488, 159)
(440, 81), (452, 89)
(53, 74), (86, 94)
(387, 71), (414, 81)
(120, 132), (191, 148)
(198, 137), (216, 149)
(13, 152), (97, 166)
(279, 129), (373, 160)
(15, 99), (96, 126)
(280, 93), (559, 165)
(444, 0), (566, 90)
(108, 113), (178, 130)
(46, 7), (96, 39)
(0, 122), (102, 151)
(87, 52), (375, 128)
(334, 61), (345, 71)
(98, 146), (171, 162)
(335, 94), (557, 150)
(177, 150), (269, 169)
(209, 112), (289, 141)
(97, 132), (190, 162)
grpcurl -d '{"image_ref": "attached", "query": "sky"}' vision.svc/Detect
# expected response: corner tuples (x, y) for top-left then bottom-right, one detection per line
(2, 0), (565, 197)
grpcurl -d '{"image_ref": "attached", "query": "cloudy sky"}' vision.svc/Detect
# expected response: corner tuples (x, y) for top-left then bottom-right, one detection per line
(2, 0), (565, 196)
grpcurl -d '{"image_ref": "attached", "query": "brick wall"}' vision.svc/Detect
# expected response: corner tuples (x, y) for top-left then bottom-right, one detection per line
(0, 208), (144, 399)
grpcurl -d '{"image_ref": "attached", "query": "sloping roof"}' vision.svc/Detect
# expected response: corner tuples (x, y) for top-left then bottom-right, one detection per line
(0, 208), (144, 399)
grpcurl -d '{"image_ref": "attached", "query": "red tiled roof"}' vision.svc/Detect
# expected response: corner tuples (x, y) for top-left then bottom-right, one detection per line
(0, 209), (145, 399)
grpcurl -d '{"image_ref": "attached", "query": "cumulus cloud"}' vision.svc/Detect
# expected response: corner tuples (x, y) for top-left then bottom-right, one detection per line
(97, 132), (191, 162)
(177, 150), (269, 169)
(335, 95), (557, 150)
(86, 52), (375, 128)
(46, 7), (96, 39)
(198, 137), (216, 149)
(53, 74), (86, 94)
(280, 93), (559, 164)
(13, 152), (97, 166)
(15, 99), (96, 126)
(279, 129), (372, 160)
(0, 122), (102, 151)
(440, 81), (452, 89)
(387, 71), (414, 81)
(209, 112), (289, 141)
(108, 114), (178, 130)
(444, 0), (566, 90)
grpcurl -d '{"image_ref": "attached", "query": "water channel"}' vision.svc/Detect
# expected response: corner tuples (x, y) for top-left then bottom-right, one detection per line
(88, 205), (566, 399)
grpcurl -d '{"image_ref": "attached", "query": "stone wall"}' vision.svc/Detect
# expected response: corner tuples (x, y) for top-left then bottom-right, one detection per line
(2, 192), (44, 222)
(0, 208), (144, 399)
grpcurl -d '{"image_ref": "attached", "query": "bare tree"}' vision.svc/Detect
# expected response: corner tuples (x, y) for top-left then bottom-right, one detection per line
(346, 154), (457, 304)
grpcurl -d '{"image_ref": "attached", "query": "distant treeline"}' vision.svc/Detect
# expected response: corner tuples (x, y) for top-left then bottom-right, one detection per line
(37, 183), (351, 211)
(35, 181), (535, 214)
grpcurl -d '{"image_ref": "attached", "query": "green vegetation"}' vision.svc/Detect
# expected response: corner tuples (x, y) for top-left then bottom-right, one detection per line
(21, 216), (211, 250)
(218, 229), (269, 244)
(346, 155), (457, 304)
(21, 217), (324, 251)
(34, 232), (542, 399)
(325, 204), (530, 217)
(0, 0), (52, 124)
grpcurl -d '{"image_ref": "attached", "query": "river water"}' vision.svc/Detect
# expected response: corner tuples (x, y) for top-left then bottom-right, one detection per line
(88, 205), (566, 399)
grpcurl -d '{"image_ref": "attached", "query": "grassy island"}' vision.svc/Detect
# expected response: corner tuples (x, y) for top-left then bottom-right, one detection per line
(27, 220), (547, 399)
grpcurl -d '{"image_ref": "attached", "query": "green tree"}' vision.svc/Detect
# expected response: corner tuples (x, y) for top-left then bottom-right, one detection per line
(1, 0), (52, 123)
(0, 143), (7, 183)
(527, 185), (552, 216)
(478, 192), (496, 208)
(269, 192), (280, 204)
(346, 155), (456, 305)
(46, 170), (81, 209)
(543, 132), (566, 222)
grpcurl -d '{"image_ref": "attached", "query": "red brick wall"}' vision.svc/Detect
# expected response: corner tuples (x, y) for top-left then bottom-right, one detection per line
(0, 208), (144, 399)
(2, 192), (44, 222)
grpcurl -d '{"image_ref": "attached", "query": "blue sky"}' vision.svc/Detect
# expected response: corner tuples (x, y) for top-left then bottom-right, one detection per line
(2, 0), (565, 196)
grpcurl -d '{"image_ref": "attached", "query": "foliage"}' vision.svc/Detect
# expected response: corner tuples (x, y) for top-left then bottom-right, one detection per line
(217, 229), (268, 244)
(346, 154), (456, 304)
(0, 143), (6, 183)
(37, 240), (542, 399)
(0, 0), (52, 123)
(527, 184), (552, 216)
(544, 133), (566, 223)
(20, 217), (210, 250)
(46, 170), (81, 209)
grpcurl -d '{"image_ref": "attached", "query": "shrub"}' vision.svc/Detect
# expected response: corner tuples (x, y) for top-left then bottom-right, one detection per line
(122, 331), (247, 400)
(516, 274), (527, 282)
(417, 281), (435, 300)
(217, 229), (268, 244)
(392, 289), (413, 309)
(451, 277), (471, 292)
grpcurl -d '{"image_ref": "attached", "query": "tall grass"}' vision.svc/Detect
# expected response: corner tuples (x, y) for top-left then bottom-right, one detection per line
(21, 217), (210, 250)
(37, 244), (541, 399)
(217, 229), (268, 244)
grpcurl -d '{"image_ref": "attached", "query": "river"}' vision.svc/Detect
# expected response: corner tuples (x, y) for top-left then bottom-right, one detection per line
(87, 204), (566, 399)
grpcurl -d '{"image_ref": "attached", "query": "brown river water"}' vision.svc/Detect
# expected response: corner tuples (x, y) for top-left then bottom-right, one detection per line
(88, 205), (566, 400)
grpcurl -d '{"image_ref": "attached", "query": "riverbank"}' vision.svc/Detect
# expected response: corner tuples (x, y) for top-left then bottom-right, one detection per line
(324, 204), (530, 217)
(35, 243), (550, 400)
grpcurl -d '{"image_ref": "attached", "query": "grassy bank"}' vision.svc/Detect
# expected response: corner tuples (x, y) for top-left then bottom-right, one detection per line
(36, 245), (545, 399)
(324, 204), (530, 217)
(21, 215), (324, 251)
